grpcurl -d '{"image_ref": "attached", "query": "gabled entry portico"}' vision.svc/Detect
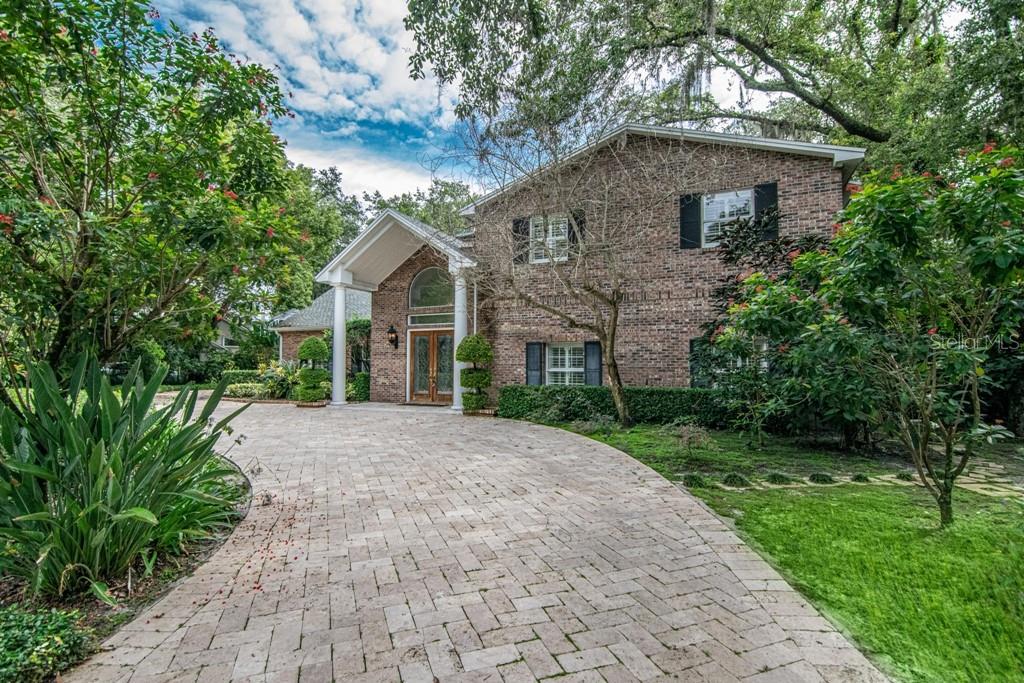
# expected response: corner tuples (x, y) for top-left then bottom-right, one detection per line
(315, 210), (475, 410)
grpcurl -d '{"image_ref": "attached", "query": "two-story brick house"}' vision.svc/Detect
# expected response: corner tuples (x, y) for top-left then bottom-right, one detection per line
(315, 125), (864, 410)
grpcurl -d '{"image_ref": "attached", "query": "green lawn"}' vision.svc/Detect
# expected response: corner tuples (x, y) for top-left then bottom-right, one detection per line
(579, 424), (1024, 683)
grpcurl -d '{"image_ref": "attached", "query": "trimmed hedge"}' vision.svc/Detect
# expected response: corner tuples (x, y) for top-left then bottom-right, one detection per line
(347, 372), (370, 402)
(294, 385), (328, 402)
(497, 385), (732, 427)
(226, 382), (264, 398)
(221, 369), (260, 385)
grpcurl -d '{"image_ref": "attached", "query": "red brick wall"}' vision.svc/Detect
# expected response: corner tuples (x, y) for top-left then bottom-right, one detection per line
(473, 135), (845, 389)
(368, 135), (845, 401)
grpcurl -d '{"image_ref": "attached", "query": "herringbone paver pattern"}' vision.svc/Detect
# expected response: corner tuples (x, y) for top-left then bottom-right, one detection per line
(67, 403), (887, 682)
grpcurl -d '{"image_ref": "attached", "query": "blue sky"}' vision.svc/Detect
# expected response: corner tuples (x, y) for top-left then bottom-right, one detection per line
(157, 0), (461, 198)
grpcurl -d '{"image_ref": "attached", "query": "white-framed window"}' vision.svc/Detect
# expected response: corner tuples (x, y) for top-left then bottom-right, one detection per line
(530, 214), (570, 263)
(702, 188), (754, 247)
(546, 342), (585, 385)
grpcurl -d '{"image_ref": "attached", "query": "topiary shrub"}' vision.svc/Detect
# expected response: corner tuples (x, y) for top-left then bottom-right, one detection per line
(681, 472), (711, 488)
(347, 371), (370, 402)
(456, 334), (493, 411)
(722, 472), (752, 488)
(808, 472), (836, 484)
(297, 336), (329, 366)
(765, 471), (793, 485)
(851, 472), (871, 483)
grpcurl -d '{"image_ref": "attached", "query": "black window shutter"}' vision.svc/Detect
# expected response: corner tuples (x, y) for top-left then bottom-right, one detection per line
(512, 217), (530, 263)
(754, 182), (779, 241)
(584, 341), (602, 386)
(569, 209), (585, 252)
(526, 342), (545, 385)
(679, 194), (702, 249)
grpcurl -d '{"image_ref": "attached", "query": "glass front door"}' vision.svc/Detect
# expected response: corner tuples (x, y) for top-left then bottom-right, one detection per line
(409, 330), (454, 404)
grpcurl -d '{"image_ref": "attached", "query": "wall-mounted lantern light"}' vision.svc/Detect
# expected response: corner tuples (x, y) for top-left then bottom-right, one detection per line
(386, 324), (399, 349)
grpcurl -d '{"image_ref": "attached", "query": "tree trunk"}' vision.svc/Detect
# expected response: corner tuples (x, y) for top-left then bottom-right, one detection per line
(604, 348), (632, 427)
(938, 486), (954, 527)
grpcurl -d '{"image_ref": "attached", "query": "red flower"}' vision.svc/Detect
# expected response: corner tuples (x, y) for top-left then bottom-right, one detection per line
(1002, 220), (1012, 228)
(39, 195), (55, 206)
(831, 222), (842, 236)
(0, 213), (13, 226)
(89, 47), (98, 56)
(998, 157), (1014, 168)
(845, 182), (862, 193)
(927, 327), (938, 335)
(789, 295), (800, 303)
(889, 170), (902, 180)
(786, 249), (802, 262)
(214, 314), (223, 322)
(778, 343), (790, 354)
(197, 170), (207, 179)
(232, 265), (240, 275)
(277, 207), (286, 216)
(982, 141), (996, 154)
(921, 171), (932, 178)
(265, 227), (275, 238)
(147, 172), (159, 181)
(222, 189), (238, 200)
(0, 30), (9, 41)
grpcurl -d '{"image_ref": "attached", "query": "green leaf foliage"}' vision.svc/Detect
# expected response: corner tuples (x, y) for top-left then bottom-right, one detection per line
(346, 372), (370, 402)
(455, 334), (494, 365)
(297, 337), (330, 363)
(0, 354), (247, 600)
(460, 369), (492, 390)
(0, 606), (93, 683)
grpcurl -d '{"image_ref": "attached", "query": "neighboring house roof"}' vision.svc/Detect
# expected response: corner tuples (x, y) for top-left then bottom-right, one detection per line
(270, 288), (371, 331)
(315, 209), (475, 290)
(459, 123), (867, 216)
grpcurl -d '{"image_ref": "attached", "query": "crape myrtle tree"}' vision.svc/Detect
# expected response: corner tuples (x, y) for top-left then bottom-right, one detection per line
(465, 120), (746, 426)
(719, 146), (1024, 525)
(0, 0), (311, 391)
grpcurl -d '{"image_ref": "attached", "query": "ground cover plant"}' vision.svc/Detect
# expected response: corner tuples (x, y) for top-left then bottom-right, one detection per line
(0, 606), (93, 683)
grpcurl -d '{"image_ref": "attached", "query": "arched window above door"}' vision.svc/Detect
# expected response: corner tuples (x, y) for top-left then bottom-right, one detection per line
(409, 267), (453, 308)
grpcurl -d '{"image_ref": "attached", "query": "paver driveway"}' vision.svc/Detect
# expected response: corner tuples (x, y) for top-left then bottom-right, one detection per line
(69, 403), (886, 683)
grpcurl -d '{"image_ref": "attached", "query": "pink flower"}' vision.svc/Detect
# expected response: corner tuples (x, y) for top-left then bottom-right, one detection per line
(0, 213), (13, 225)
(147, 172), (159, 181)
(265, 227), (275, 238)
(277, 207), (286, 216)
(207, 183), (217, 191)
(982, 141), (996, 154)
(927, 327), (938, 335)
(787, 249), (802, 262)
(778, 343), (789, 354)
(998, 157), (1014, 168)
(222, 189), (238, 200)
(0, 30), (9, 41)
(789, 295), (800, 303)
(232, 265), (240, 275)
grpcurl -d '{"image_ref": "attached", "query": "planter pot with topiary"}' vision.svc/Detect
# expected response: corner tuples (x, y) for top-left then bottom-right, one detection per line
(456, 334), (494, 414)
(295, 336), (330, 406)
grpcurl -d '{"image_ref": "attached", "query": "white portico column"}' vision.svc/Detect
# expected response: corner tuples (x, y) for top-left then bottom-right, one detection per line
(330, 284), (347, 405)
(451, 272), (468, 412)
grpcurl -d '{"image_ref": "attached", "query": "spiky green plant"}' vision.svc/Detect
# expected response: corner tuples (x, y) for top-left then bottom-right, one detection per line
(0, 355), (247, 602)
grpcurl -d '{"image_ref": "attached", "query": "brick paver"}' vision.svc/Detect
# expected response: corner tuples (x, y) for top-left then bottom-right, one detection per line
(67, 402), (887, 682)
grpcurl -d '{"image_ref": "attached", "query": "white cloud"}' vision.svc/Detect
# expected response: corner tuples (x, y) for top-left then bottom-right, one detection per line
(159, 0), (456, 129)
(284, 144), (434, 197)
